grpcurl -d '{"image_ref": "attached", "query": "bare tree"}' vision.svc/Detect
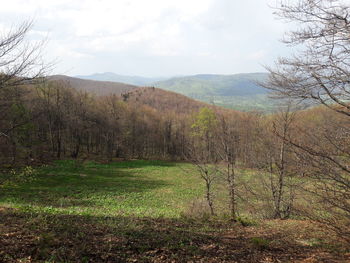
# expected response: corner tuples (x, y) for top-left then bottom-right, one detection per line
(0, 21), (47, 140)
(266, 0), (350, 115)
(266, 0), (350, 241)
(0, 21), (46, 89)
(216, 114), (240, 221)
(184, 107), (220, 216)
(270, 104), (299, 219)
(184, 144), (219, 216)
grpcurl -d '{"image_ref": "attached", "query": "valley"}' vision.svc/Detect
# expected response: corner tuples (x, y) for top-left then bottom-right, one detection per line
(75, 72), (274, 112)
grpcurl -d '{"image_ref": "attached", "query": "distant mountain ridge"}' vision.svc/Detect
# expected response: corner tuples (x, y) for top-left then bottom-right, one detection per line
(47, 75), (223, 116)
(73, 72), (274, 111)
(49, 75), (138, 96)
(152, 73), (273, 112)
(153, 73), (268, 97)
(75, 72), (167, 86)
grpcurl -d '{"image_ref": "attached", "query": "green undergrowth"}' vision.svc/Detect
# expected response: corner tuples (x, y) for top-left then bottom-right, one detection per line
(0, 160), (287, 220)
(1, 160), (348, 262)
(0, 160), (204, 218)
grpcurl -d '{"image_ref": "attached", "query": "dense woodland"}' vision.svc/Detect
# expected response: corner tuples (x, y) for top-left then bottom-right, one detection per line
(0, 0), (349, 258)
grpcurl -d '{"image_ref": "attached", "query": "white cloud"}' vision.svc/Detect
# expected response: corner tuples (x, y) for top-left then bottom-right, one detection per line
(0, 0), (290, 76)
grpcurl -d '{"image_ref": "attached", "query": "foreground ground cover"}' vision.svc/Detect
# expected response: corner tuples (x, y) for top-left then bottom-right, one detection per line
(0, 160), (349, 262)
(0, 160), (203, 218)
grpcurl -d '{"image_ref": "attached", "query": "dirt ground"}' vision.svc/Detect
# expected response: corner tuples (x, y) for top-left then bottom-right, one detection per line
(0, 208), (349, 263)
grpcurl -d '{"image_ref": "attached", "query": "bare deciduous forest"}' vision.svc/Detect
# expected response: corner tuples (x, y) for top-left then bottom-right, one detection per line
(0, 0), (350, 262)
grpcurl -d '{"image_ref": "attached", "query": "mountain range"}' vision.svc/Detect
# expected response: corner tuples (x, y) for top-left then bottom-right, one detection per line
(47, 75), (223, 116)
(153, 73), (268, 97)
(72, 72), (274, 111)
(75, 72), (167, 86)
(49, 75), (138, 96)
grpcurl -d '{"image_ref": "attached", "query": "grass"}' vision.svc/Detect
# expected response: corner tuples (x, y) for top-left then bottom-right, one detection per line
(0, 160), (348, 262)
(0, 160), (328, 220)
(0, 160), (205, 218)
(204, 94), (278, 112)
(250, 237), (270, 250)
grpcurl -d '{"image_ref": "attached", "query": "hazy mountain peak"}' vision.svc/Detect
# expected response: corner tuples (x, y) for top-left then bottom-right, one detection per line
(75, 72), (166, 86)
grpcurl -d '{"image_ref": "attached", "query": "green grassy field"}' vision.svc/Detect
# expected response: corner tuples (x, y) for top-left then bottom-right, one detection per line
(0, 160), (271, 219)
(0, 160), (348, 262)
(0, 160), (205, 218)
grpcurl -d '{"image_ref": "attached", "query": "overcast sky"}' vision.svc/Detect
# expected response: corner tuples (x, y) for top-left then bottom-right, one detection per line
(0, 0), (291, 77)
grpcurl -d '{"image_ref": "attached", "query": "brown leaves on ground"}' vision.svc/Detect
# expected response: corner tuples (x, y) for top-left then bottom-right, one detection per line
(0, 208), (349, 263)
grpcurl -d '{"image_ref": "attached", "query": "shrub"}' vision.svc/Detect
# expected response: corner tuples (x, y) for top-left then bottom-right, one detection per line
(250, 237), (270, 250)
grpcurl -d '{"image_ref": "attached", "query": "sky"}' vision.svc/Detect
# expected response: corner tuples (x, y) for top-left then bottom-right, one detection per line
(0, 0), (290, 77)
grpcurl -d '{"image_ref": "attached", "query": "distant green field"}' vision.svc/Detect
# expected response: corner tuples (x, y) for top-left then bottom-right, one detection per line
(153, 73), (278, 112)
(0, 160), (205, 218)
(198, 94), (277, 112)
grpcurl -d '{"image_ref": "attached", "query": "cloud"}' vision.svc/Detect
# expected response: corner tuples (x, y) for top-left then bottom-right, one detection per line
(0, 0), (290, 76)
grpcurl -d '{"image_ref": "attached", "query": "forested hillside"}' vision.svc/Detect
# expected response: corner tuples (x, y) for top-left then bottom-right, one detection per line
(75, 72), (166, 86)
(0, 78), (236, 165)
(153, 73), (268, 96)
(76, 72), (274, 112)
(153, 73), (275, 111)
(50, 75), (138, 96)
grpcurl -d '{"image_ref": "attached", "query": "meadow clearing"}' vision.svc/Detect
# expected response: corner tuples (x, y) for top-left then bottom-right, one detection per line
(0, 160), (348, 262)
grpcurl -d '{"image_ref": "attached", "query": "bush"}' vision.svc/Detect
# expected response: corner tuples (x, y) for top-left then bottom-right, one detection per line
(181, 198), (212, 219)
(3, 166), (36, 185)
(236, 216), (257, 227)
(250, 237), (270, 250)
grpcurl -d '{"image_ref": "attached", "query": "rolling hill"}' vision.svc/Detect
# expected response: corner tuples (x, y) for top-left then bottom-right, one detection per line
(48, 75), (224, 115)
(75, 72), (166, 86)
(153, 73), (274, 112)
(49, 75), (138, 96)
(153, 73), (268, 97)
(74, 72), (275, 112)
(120, 87), (236, 116)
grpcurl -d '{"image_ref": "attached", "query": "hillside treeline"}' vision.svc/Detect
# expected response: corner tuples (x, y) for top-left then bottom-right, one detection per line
(1, 81), (192, 163)
(0, 78), (275, 166)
